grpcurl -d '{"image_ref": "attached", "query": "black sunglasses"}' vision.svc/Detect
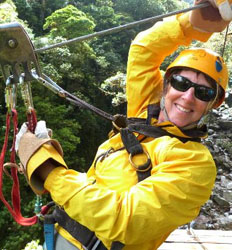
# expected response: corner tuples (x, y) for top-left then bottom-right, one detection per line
(169, 74), (216, 102)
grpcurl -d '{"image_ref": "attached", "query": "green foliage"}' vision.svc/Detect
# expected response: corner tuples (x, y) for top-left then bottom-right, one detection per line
(24, 82), (84, 168)
(114, 0), (161, 19)
(0, 174), (50, 249)
(36, 37), (97, 85)
(100, 72), (126, 106)
(23, 240), (43, 250)
(14, 0), (67, 35)
(43, 5), (95, 39)
(76, 0), (134, 73)
(0, 0), (18, 23)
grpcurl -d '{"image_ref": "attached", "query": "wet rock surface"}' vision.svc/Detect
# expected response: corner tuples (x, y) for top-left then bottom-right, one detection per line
(182, 88), (232, 230)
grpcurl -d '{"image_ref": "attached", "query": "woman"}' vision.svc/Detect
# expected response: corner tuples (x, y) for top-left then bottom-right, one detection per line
(17, 1), (231, 250)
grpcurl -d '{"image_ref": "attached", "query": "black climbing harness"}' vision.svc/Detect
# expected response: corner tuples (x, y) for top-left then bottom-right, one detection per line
(45, 104), (204, 250)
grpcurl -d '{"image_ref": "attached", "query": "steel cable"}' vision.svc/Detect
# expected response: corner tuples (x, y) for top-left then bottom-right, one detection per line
(35, 2), (210, 53)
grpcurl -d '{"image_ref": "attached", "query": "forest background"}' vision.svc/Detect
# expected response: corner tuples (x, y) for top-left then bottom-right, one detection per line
(0, 0), (231, 249)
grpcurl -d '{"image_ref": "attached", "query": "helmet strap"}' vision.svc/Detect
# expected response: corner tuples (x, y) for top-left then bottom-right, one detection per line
(160, 96), (170, 122)
(205, 83), (219, 112)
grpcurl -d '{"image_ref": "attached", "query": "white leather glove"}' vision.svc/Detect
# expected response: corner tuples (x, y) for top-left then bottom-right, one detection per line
(16, 121), (65, 195)
(209, 0), (232, 21)
(15, 120), (51, 152)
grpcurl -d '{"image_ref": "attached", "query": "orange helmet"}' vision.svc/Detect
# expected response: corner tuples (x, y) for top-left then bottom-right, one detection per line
(165, 48), (228, 107)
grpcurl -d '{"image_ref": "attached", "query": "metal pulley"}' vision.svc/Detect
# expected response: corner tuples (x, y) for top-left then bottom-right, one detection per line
(0, 22), (41, 84)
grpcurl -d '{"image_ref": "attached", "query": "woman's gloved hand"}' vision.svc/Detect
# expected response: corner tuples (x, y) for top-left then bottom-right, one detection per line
(16, 121), (67, 195)
(190, 0), (232, 32)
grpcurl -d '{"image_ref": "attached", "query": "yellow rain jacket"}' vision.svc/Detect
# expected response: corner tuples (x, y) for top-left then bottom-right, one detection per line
(28, 13), (217, 250)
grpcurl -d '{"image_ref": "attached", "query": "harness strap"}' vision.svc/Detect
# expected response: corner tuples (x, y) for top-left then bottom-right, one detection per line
(128, 124), (201, 143)
(120, 128), (152, 182)
(0, 109), (51, 226)
(52, 207), (124, 250)
(27, 108), (37, 133)
(53, 207), (96, 248)
(110, 242), (125, 250)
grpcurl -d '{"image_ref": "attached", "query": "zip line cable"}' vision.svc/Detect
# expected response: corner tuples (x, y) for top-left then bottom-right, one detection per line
(35, 2), (210, 53)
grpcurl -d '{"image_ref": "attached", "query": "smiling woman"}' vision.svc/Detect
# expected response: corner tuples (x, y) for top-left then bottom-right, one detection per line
(159, 67), (224, 128)
(156, 46), (228, 128)
(159, 70), (215, 128)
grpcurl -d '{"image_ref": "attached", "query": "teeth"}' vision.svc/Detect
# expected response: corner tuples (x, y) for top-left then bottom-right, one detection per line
(176, 104), (191, 113)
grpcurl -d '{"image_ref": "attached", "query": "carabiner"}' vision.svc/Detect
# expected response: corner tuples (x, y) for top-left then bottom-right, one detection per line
(19, 74), (34, 113)
(5, 76), (17, 113)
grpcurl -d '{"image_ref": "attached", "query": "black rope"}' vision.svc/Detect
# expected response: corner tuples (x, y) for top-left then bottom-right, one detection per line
(34, 2), (210, 53)
(33, 72), (115, 121)
(65, 95), (114, 121)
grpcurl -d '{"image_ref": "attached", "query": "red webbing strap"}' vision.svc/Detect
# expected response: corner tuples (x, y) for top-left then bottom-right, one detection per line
(27, 109), (37, 133)
(0, 109), (38, 225)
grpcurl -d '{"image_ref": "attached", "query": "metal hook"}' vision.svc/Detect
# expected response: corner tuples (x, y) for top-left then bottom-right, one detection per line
(5, 76), (17, 113)
(19, 74), (34, 113)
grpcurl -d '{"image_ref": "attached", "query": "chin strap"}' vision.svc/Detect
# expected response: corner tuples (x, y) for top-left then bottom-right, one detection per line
(160, 96), (170, 122)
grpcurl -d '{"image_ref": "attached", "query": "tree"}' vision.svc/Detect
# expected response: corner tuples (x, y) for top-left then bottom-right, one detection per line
(43, 5), (95, 39)
(35, 5), (115, 168)
(100, 71), (126, 107)
(13, 0), (67, 35)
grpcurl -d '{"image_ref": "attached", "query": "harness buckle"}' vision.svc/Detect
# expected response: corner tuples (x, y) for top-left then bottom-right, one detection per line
(129, 149), (152, 172)
(112, 114), (127, 132)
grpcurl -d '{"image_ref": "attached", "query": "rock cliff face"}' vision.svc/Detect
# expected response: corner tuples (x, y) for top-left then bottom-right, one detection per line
(188, 88), (232, 230)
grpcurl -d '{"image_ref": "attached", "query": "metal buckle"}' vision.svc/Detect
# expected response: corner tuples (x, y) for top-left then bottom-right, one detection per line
(129, 149), (152, 172)
(0, 22), (41, 84)
(112, 120), (122, 131)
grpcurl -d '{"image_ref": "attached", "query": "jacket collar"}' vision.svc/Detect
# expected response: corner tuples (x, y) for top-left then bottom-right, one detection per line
(146, 104), (208, 139)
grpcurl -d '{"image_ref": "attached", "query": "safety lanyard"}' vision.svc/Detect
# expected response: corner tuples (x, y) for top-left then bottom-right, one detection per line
(0, 78), (49, 226)
(0, 109), (39, 225)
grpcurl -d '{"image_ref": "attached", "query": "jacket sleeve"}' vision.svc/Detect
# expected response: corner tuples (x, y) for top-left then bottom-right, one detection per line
(126, 12), (212, 118)
(44, 139), (216, 246)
